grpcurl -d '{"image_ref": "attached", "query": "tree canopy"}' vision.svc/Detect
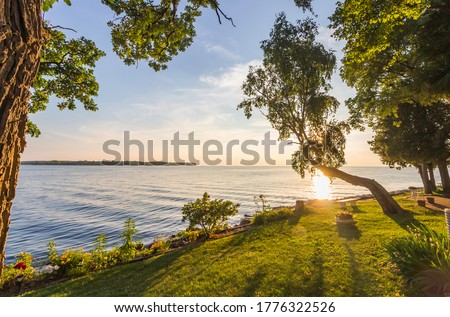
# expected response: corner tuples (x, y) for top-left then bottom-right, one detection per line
(30, 0), (238, 135)
(238, 13), (349, 177)
(28, 22), (106, 136)
(370, 102), (450, 168)
(330, 0), (450, 120)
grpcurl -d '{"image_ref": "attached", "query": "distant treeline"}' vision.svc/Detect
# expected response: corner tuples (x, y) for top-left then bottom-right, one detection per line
(21, 160), (196, 166)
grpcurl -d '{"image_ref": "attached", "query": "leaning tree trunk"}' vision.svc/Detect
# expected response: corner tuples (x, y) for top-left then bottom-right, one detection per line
(427, 163), (437, 192)
(0, 0), (42, 283)
(316, 165), (404, 214)
(438, 161), (450, 196)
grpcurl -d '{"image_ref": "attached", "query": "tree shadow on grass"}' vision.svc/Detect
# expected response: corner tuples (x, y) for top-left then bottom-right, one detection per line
(186, 233), (250, 279)
(386, 210), (423, 231)
(300, 247), (324, 296)
(288, 209), (303, 225)
(287, 204), (317, 226)
(337, 223), (362, 240)
(242, 267), (268, 296)
(343, 242), (373, 296)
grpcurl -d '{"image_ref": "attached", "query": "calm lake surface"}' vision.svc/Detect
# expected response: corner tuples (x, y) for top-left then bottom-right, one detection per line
(6, 165), (428, 262)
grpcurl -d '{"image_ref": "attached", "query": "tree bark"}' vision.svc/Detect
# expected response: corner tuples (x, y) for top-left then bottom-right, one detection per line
(419, 163), (432, 194)
(0, 0), (42, 283)
(316, 165), (404, 214)
(427, 163), (437, 192)
(438, 161), (450, 196)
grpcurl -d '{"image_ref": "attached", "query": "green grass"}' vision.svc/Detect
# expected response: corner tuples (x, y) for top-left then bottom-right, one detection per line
(23, 195), (447, 297)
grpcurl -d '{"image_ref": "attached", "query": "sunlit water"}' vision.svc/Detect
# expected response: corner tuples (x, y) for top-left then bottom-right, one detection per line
(6, 165), (427, 262)
(313, 171), (332, 199)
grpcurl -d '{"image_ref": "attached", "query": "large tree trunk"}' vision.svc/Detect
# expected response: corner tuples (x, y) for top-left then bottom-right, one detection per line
(427, 163), (437, 192)
(316, 165), (404, 214)
(419, 163), (433, 194)
(438, 161), (450, 196)
(0, 0), (42, 283)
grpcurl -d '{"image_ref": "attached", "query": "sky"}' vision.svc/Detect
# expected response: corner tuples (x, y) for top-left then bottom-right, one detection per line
(23, 0), (382, 166)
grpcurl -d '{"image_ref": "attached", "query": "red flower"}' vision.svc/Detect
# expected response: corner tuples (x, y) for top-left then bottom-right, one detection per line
(14, 262), (27, 270)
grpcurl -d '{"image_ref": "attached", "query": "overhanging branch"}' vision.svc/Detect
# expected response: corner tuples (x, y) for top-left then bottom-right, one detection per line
(210, 0), (235, 27)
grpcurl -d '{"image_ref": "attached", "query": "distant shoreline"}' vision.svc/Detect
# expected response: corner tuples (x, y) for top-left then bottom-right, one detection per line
(21, 160), (197, 166)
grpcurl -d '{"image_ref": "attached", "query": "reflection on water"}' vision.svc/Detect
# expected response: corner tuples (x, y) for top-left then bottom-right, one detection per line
(312, 171), (331, 199)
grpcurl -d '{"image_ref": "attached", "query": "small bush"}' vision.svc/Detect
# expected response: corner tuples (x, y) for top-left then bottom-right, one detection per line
(150, 236), (170, 254)
(86, 234), (110, 271)
(49, 246), (87, 276)
(182, 192), (240, 237)
(0, 253), (35, 289)
(413, 261), (450, 296)
(254, 194), (271, 213)
(119, 218), (139, 262)
(384, 224), (450, 279)
(253, 207), (294, 225)
(176, 229), (203, 243)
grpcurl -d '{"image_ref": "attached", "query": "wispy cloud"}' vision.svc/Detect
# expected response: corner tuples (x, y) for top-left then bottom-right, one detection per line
(204, 43), (240, 60)
(199, 59), (261, 89)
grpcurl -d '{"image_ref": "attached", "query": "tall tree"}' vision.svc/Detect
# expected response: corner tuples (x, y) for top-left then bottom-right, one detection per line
(0, 0), (44, 284)
(0, 0), (235, 283)
(330, 0), (449, 195)
(330, 0), (450, 119)
(238, 14), (404, 214)
(370, 102), (450, 195)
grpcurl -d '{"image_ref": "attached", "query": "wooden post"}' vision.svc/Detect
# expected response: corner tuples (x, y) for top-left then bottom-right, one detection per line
(445, 209), (450, 238)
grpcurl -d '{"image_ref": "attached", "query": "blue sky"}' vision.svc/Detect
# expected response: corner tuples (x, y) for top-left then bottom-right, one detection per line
(24, 0), (380, 165)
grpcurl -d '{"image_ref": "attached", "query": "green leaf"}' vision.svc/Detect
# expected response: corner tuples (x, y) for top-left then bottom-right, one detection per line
(42, 0), (71, 12)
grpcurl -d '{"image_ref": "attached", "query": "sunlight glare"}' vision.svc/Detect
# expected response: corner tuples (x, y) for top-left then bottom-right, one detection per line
(313, 171), (331, 199)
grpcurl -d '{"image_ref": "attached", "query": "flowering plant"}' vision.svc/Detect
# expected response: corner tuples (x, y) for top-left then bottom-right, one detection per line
(14, 262), (27, 270)
(335, 210), (354, 220)
(0, 253), (35, 289)
(47, 240), (87, 276)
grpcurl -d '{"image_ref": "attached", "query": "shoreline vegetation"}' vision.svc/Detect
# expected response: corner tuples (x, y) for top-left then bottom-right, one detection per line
(21, 160), (197, 166)
(1, 192), (449, 297)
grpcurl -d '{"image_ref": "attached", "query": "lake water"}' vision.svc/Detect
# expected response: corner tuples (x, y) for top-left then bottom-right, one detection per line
(5, 165), (428, 262)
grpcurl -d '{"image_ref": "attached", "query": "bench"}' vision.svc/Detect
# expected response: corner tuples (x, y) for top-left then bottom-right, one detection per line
(408, 186), (420, 199)
(337, 198), (359, 209)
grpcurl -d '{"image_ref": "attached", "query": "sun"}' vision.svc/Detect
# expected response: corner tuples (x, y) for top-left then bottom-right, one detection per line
(313, 171), (331, 199)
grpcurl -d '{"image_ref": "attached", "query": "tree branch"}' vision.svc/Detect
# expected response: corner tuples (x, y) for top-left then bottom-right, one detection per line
(48, 25), (77, 33)
(210, 0), (235, 27)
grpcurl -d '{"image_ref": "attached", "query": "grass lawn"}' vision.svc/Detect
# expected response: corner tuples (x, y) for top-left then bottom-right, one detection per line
(23, 195), (447, 297)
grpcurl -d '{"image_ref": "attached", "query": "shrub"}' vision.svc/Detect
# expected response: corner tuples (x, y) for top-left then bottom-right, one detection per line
(150, 235), (170, 254)
(48, 239), (58, 263)
(254, 194), (271, 213)
(47, 240), (88, 276)
(384, 224), (450, 279)
(0, 253), (35, 289)
(87, 234), (110, 271)
(58, 250), (86, 276)
(176, 229), (203, 243)
(253, 207), (294, 225)
(182, 192), (240, 237)
(412, 261), (450, 296)
(119, 218), (140, 262)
